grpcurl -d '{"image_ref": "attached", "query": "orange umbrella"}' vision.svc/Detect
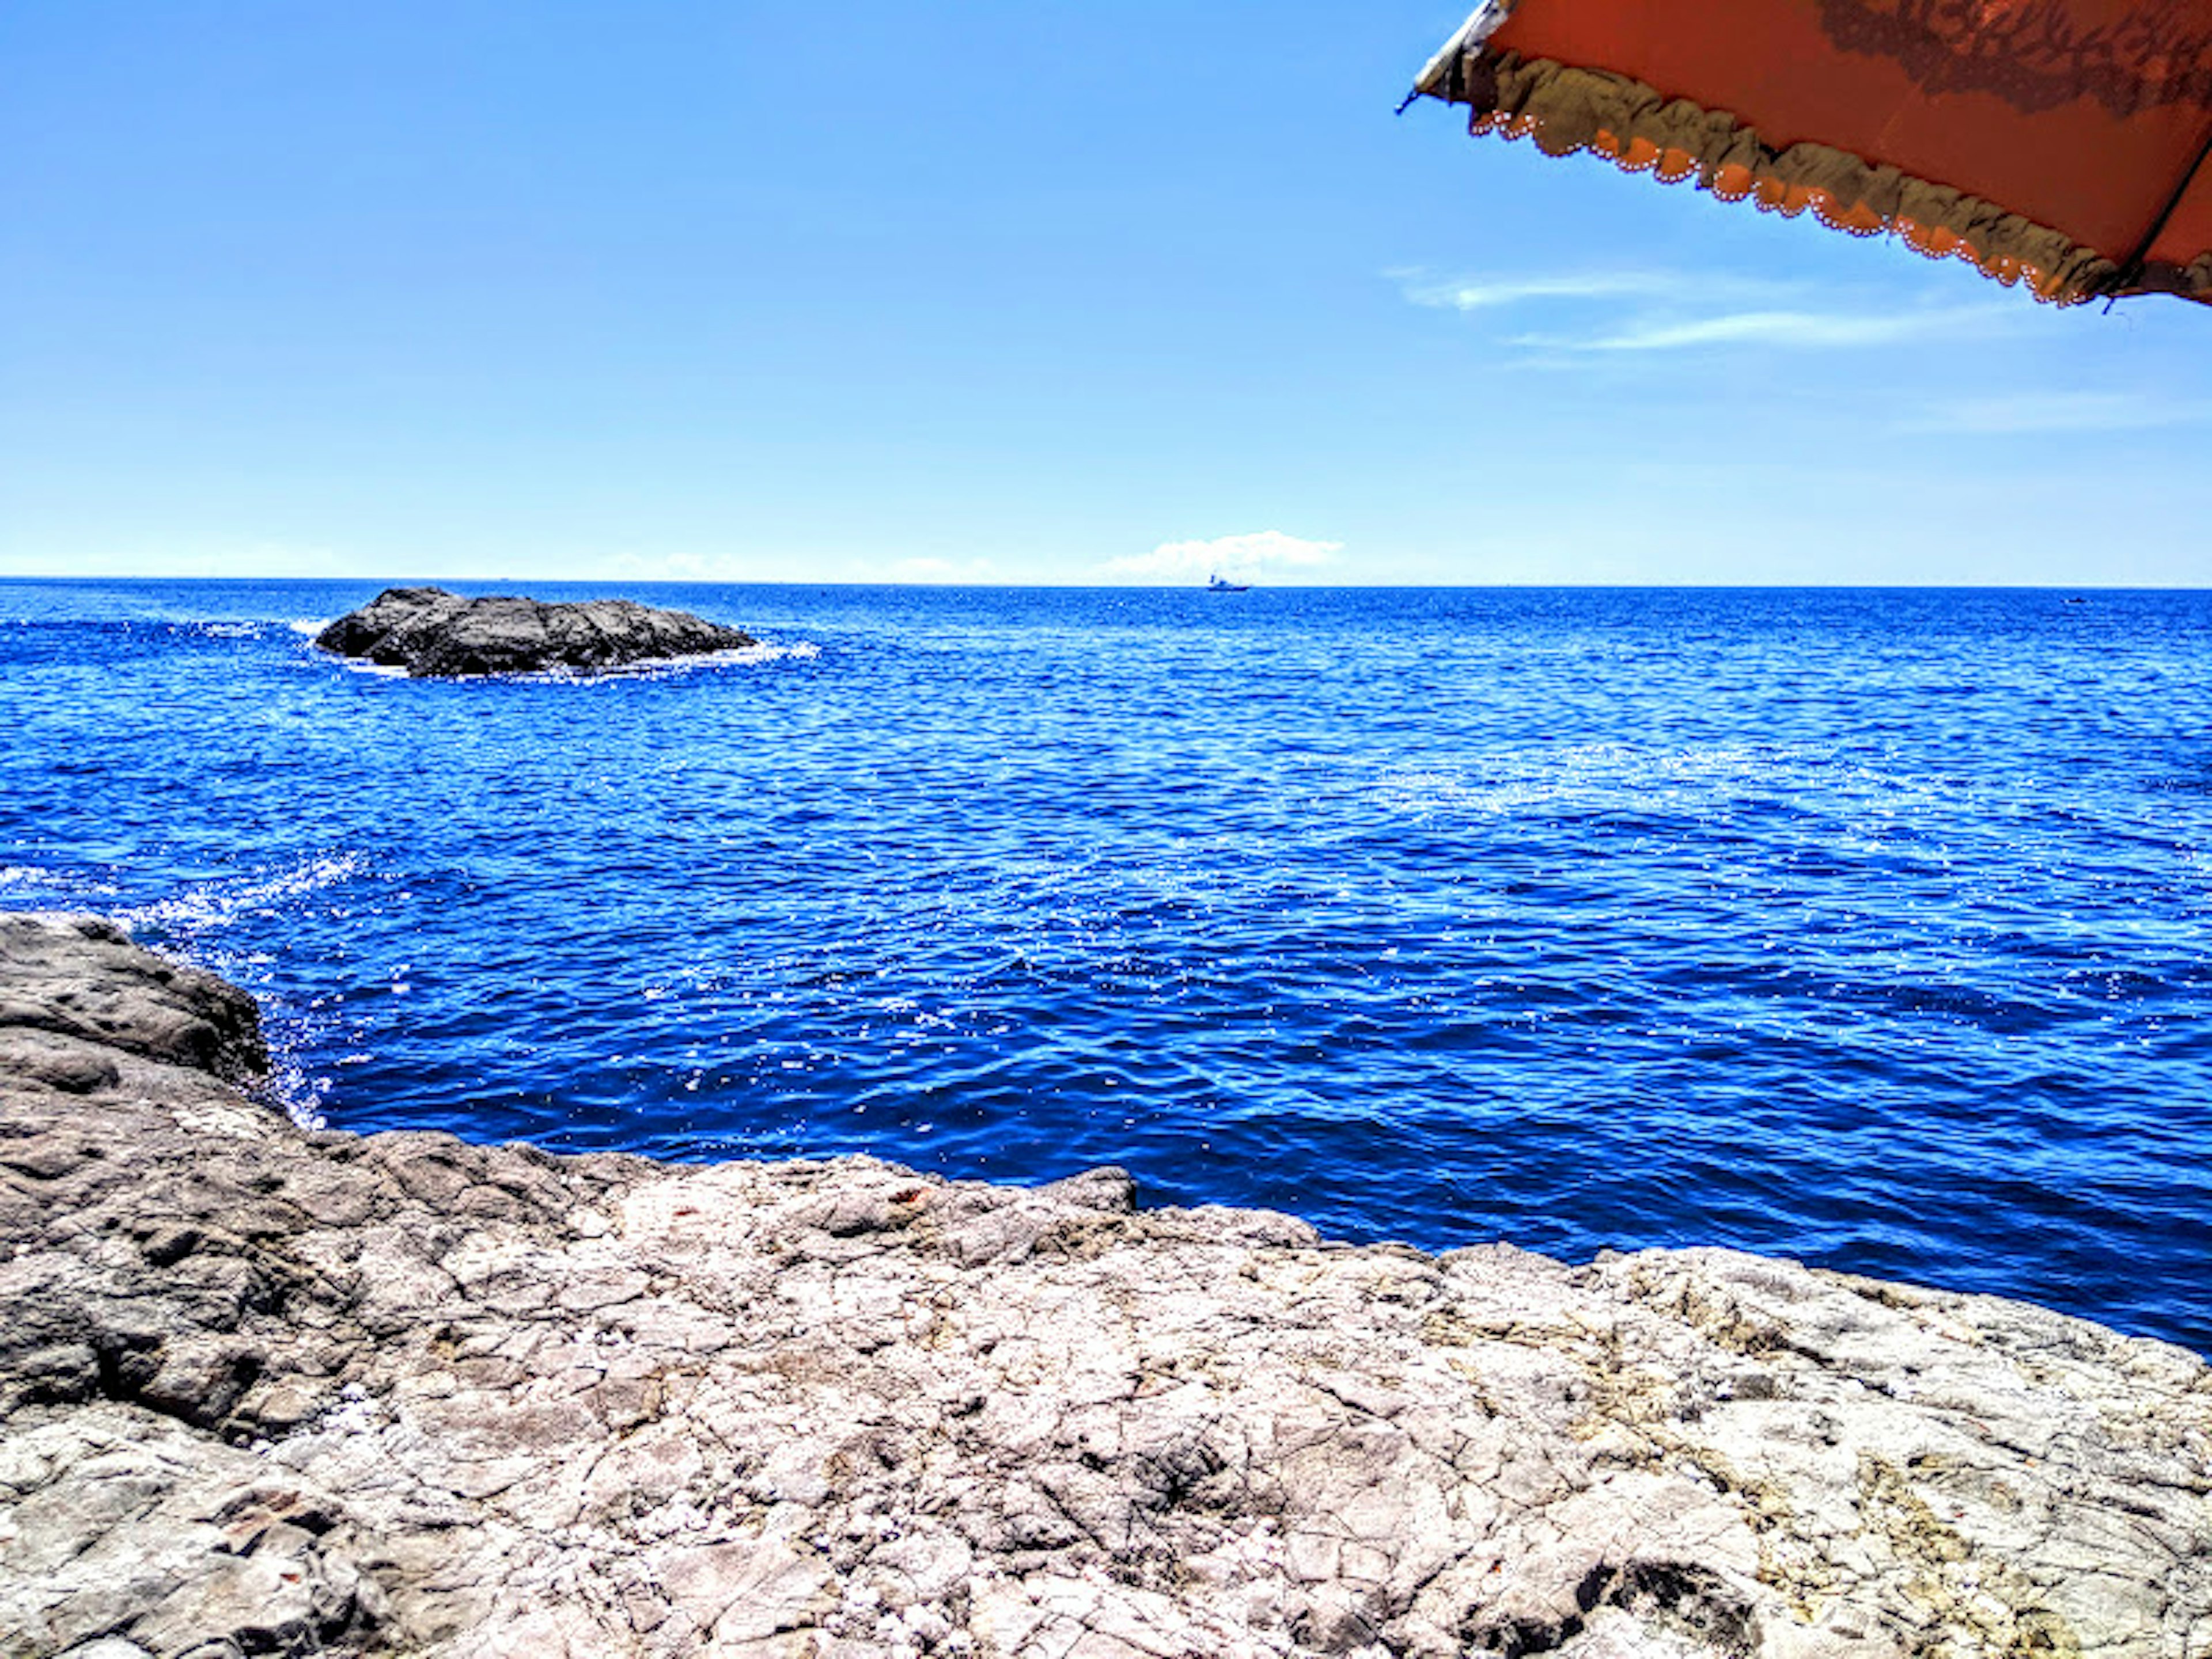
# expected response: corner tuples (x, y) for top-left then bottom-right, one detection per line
(1406, 0), (2212, 305)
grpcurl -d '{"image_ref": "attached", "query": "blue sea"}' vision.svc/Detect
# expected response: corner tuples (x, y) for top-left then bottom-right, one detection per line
(3, 580), (2207, 1353)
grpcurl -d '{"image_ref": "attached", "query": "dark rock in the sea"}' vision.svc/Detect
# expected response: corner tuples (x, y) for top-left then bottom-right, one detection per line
(313, 586), (756, 677)
(2, 911), (2208, 1658)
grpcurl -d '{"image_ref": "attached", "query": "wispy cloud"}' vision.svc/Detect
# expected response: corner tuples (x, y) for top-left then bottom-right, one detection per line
(613, 548), (1006, 584)
(1396, 270), (1660, 311)
(887, 554), (999, 583)
(1897, 392), (2212, 434)
(1513, 304), (2009, 353)
(1396, 266), (2016, 358)
(1103, 530), (1342, 584)
(610, 549), (789, 585)
(1392, 264), (1805, 314)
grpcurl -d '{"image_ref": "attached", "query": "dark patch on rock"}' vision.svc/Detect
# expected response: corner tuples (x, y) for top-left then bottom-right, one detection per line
(0, 912), (266, 1082)
(313, 585), (757, 677)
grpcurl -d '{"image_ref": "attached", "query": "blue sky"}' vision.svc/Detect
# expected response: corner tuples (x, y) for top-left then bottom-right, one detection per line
(4, 1), (2207, 586)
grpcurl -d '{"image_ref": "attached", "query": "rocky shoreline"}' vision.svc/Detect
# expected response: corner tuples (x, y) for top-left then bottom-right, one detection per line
(1, 913), (2207, 1658)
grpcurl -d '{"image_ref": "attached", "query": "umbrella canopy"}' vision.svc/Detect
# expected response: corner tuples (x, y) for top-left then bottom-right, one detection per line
(1408, 0), (2212, 305)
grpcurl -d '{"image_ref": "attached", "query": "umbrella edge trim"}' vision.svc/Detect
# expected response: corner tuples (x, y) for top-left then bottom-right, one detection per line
(1416, 48), (2212, 307)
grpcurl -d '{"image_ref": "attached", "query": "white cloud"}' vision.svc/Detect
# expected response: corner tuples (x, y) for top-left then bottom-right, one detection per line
(609, 548), (1010, 585)
(1897, 393), (2212, 434)
(1102, 530), (1343, 584)
(1512, 304), (2008, 353)
(0, 538), (361, 578)
(611, 550), (765, 583)
(887, 554), (998, 584)
(1392, 265), (1812, 315)
(1396, 266), (2017, 357)
(1397, 270), (1659, 311)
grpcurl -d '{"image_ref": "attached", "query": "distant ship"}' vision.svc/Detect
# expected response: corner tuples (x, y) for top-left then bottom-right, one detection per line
(1206, 574), (1251, 593)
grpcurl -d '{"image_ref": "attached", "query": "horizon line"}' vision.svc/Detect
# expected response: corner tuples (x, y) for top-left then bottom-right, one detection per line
(0, 574), (2203, 594)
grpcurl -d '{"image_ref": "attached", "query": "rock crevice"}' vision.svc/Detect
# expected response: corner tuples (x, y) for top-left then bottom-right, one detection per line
(1, 911), (2207, 1658)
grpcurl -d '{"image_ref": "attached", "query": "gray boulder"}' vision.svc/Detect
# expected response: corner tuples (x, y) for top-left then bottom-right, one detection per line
(313, 586), (756, 677)
(0, 912), (266, 1084)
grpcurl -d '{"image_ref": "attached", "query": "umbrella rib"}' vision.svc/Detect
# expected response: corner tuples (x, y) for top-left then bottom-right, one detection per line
(1399, 1), (1516, 113)
(2115, 119), (2212, 287)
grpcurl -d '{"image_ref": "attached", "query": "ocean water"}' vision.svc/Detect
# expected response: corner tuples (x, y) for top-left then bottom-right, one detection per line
(3, 579), (2207, 1353)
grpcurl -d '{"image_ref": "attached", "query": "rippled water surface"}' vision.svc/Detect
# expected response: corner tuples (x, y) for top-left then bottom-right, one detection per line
(5, 580), (2208, 1351)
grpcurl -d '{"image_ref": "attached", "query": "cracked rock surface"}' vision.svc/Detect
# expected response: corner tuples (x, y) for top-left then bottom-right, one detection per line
(2, 911), (2208, 1658)
(312, 586), (756, 677)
